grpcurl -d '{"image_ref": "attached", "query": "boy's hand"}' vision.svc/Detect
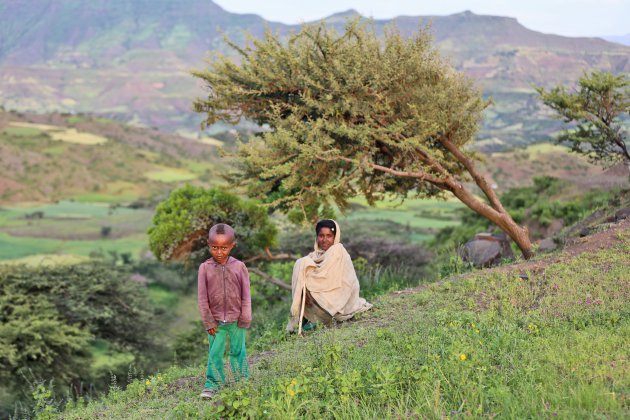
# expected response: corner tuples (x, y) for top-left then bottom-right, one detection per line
(207, 326), (218, 336)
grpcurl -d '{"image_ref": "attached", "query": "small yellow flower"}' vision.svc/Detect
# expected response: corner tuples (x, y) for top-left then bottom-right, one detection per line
(471, 323), (475, 328)
(290, 378), (297, 385)
(459, 353), (467, 361)
(145, 379), (151, 385)
(288, 389), (295, 397)
(475, 329), (480, 334)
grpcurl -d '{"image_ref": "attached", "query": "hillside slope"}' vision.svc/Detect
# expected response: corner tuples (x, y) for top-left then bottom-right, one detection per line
(0, 110), (221, 203)
(57, 217), (630, 419)
(1, 1), (628, 147)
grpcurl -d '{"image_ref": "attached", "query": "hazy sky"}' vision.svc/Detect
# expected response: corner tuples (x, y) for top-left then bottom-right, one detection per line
(213, 0), (630, 37)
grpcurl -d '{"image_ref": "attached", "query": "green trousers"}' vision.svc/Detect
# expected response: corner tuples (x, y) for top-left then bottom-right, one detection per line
(205, 322), (248, 390)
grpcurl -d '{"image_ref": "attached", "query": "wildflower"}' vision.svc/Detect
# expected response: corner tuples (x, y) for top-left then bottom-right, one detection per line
(475, 329), (480, 334)
(459, 353), (467, 361)
(471, 323), (475, 328)
(288, 389), (295, 397)
(290, 378), (297, 386)
(145, 379), (151, 386)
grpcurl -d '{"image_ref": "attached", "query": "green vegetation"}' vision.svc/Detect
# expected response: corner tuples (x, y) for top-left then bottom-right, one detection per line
(432, 177), (624, 251)
(193, 19), (533, 257)
(0, 201), (152, 261)
(1, 126), (43, 136)
(0, 111), (219, 204)
(0, 263), (160, 417)
(148, 186), (277, 262)
(537, 71), (630, 169)
(340, 197), (462, 235)
(55, 229), (629, 418)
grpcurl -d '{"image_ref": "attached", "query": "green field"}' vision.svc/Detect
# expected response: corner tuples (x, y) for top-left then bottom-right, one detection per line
(340, 197), (464, 242)
(0, 201), (152, 262)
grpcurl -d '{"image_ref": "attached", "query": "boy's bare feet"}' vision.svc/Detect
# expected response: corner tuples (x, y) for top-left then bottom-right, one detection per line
(200, 388), (216, 399)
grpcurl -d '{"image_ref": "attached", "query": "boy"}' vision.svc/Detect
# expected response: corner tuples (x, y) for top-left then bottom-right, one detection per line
(197, 223), (251, 399)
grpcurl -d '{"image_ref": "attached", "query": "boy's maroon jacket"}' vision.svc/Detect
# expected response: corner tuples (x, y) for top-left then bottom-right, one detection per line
(197, 256), (251, 330)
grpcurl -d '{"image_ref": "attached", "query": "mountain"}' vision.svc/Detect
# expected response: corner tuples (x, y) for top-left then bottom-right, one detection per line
(0, 1), (628, 149)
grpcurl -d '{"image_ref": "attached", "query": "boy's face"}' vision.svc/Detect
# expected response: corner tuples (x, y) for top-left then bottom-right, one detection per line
(208, 233), (235, 265)
(317, 227), (335, 252)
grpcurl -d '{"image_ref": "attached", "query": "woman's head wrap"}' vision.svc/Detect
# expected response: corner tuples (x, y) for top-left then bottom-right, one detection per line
(315, 219), (337, 238)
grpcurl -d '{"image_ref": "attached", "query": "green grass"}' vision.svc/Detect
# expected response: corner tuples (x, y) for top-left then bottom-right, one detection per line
(0, 201), (152, 261)
(340, 197), (463, 237)
(0, 232), (147, 260)
(57, 230), (630, 419)
(1, 126), (43, 136)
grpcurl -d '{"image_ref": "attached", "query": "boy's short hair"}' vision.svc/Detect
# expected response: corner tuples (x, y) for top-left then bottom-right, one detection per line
(208, 223), (235, 241)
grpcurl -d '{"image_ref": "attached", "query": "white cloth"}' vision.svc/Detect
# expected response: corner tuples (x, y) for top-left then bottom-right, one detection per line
(287, 220), (372, 331)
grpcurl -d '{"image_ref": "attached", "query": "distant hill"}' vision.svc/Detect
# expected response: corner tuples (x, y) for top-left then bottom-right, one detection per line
(0, 110), (223, 203)
(0, 1), (628, 149)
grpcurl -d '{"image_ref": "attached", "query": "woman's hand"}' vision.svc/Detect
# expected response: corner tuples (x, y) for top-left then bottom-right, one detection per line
(207, 326), (218, 336)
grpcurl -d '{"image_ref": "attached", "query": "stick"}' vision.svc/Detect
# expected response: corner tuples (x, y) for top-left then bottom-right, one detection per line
(298, 285), (306, 336)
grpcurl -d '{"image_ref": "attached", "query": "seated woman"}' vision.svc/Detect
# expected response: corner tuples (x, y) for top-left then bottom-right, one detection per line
(287, 219), (372, 333)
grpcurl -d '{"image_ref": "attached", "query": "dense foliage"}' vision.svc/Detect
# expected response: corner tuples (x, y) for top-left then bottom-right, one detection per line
(193, 19), (533, 257)
(148, 185), (277, 262)
(537, 71), (630, 170)
(0, 263), (158, 417)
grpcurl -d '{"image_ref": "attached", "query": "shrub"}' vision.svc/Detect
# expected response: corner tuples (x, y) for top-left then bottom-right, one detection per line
(148, 185), (277, 262)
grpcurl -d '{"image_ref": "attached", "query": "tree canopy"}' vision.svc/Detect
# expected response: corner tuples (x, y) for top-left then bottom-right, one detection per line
(537, 71), (630, 172)
(148, 185), (277, 262)
(193, 20), (533, 257)
(0, 263), (157, 414)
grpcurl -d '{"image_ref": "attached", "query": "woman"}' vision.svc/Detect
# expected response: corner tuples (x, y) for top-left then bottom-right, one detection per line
(287, 219), (372, 333)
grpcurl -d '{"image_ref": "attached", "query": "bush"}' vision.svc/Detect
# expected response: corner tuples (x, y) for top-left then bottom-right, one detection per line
(148, 185), (277, 262)
(0, 263), (159, 416)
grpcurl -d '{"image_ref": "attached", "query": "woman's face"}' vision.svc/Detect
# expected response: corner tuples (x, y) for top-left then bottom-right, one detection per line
(317, 227), (335, 251)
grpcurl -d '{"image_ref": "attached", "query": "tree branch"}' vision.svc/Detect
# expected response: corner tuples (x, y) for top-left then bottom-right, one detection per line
(247, 267), (291, 291)
(440, 135), (507, 213)
(243, 247), (299, 264)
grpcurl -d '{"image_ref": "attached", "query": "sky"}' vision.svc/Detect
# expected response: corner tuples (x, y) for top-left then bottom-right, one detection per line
(213, 0), (630, 37)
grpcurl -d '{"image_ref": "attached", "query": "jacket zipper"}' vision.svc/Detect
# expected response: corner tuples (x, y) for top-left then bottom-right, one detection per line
(222, 264), (226, 322)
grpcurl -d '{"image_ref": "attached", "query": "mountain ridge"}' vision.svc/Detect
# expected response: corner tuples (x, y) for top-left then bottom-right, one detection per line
(0, 1), (628, 147)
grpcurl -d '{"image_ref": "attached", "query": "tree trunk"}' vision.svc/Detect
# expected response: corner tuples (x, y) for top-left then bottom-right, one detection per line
(439, 136), (533, 259)
(448, 181), (533, 259)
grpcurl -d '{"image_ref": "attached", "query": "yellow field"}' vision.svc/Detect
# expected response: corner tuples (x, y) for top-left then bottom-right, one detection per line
(198, 137), (224, 146)
(9, 122), (108, 145)
(144, 167), (198, 182)
(49, 128), (108, 145)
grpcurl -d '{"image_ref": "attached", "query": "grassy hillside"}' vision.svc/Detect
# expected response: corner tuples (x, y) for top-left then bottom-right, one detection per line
(0, 110), (223, 203)
(54, 218), (630, 419)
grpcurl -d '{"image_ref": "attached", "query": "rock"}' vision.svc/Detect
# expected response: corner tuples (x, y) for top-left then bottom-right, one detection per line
(538, 238), (556, 252)
(614, 207), (630, 222)
(460, 233), (515, 268)
(547, 219), (565, 236)
(579, 227), (591, 237)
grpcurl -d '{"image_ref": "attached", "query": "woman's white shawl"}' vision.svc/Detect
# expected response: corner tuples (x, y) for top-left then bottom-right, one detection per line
(287, 221), (372, 330)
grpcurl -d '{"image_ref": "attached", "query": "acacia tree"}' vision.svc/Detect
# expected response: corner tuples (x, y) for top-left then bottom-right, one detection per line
(148, 185), (292, 289)
(537, 71), (630, 173)
(193, 21), (533, 258)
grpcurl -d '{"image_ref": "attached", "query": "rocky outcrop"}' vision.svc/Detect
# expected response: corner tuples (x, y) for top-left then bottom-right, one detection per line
(459, 233), (514, 268)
